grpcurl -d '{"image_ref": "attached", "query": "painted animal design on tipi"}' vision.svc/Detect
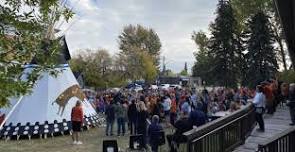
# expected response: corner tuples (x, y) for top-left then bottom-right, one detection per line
(52, 84), (86, 116)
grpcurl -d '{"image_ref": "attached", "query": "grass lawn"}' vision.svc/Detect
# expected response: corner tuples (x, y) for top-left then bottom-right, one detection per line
(0, 126), (173, 152)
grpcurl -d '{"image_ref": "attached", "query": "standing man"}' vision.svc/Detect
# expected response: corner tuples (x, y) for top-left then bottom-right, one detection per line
(115, 101), (128, 136)
(105, 101), (115, 136)
(128, 100), (137, 135)
(71, 100), (84, 145)
(253, 85), (266, 132)
(287, 83), (295, 126)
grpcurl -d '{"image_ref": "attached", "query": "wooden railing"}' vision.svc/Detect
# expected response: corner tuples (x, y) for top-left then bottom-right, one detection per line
(258, 127), (295, 152)
(182, 103), (256, 152)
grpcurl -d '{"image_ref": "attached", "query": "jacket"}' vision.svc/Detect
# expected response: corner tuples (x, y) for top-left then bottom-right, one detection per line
(148, 123), (164, 145)
(189, 109), (207, 127)
(128, 103), (137, 122)
(105, 104), (115, 121)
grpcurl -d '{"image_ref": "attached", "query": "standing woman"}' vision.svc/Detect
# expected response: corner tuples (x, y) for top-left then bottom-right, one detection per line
(71, 100), (84, 145)
(136, 101), (149, 149)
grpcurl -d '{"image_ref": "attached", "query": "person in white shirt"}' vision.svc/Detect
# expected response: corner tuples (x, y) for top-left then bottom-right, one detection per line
(162, 96), (171, 125)
(252, 85), (266, 132)
(190, 92), (198, 108)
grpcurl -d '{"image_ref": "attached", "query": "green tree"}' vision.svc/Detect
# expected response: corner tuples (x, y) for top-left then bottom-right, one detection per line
(231, 0), (288, 71)
(245, 12), (279, 88)
(0, 0), (73, 107)
(70, 53), (85, 73)
(278, 70), (295, 84)
(117, 46), (157, 82)
(191, 31), (215, 85)
(230, 0), (272, 32)
(208, 1), (242, 88)
(70, 49), (115, 88)
(140, 52), (157, 83)
(118, 24), (162, 69)
(179, 62), (188, 76)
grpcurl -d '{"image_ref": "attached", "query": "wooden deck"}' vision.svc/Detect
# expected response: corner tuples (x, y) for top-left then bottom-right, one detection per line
(233, 105), (292, 152)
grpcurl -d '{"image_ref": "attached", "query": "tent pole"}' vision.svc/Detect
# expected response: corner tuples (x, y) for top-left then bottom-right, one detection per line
(0, 96), (24, 130)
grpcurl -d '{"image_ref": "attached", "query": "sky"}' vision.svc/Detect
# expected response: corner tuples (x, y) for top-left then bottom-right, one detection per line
(62, 0), (219, 73)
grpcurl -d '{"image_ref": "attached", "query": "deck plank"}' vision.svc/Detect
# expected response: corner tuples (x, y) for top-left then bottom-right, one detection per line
(233, 106), (292, 152)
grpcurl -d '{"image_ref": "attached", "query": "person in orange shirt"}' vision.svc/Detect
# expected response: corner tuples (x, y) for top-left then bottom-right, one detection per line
(262, 82), (274, 114)
(170, 96), (177, 125)
(71, 100), (84, 145)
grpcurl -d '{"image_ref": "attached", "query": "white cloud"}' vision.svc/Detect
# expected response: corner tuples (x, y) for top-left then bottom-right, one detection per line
(64, 0), (218, 72)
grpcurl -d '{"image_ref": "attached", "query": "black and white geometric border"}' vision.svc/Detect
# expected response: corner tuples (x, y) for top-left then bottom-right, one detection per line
(0, 114), (106, 140)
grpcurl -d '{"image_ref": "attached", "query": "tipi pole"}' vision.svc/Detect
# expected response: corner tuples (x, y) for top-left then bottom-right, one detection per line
(56, 0), (81, 30)
(0, 96), (24, 130)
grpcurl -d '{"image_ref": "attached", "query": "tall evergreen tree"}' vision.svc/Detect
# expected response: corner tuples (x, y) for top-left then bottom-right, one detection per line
(184, 62), (188, 73)
(192, 31), (215, 85)
(208, 0), (243, 88)
(245, 12), (279, 88)
(180, 62), (188, 76)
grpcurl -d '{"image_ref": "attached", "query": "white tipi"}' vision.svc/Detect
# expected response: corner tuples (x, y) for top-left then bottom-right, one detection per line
(0, 37), (101, 140)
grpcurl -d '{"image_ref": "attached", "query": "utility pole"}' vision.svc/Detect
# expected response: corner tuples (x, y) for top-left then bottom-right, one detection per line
(162, 56), (166, 76)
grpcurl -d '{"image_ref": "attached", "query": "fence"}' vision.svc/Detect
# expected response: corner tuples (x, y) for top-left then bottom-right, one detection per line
(183, 103), (256, 152)
(258, 127), (295, 152)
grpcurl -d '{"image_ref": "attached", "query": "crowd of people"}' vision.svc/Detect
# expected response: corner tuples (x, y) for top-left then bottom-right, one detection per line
(83, 86), (254, 151)
(78, 80), (295, 151)
(249, 80), (295, 133)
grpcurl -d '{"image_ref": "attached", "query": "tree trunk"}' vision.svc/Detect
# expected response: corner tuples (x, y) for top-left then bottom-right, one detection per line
(277, 38), (288, 71)
(272, 23), (288, 71)
(289, 46), (295, 71)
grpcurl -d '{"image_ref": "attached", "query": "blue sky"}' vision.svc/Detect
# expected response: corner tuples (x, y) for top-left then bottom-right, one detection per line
(64, 0), (218, 73)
